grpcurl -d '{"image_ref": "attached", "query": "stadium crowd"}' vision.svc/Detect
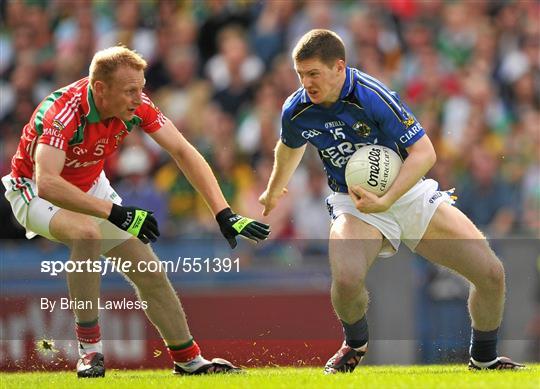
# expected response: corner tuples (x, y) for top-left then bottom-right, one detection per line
(1, 0), (538, 242)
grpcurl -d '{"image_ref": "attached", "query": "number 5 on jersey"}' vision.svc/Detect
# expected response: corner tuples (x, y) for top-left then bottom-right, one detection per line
(94, 144), (105, 156)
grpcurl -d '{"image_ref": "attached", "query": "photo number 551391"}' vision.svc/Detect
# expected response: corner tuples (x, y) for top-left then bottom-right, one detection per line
(181, 257), (240, 273)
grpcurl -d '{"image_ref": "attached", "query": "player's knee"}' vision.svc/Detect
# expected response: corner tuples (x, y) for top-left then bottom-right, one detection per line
(486, 260), (505, 291)
(56, 222), (102, 246)
(70, 222), (102, 241)
(332, 271), (366, 295)
(51, 213), (102, 244)
(477, 259), (505, 292)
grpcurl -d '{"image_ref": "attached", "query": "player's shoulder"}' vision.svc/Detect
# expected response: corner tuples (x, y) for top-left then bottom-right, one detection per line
(37, 78), (88, 129)
(134, 92), (167, 131)
(282, 88), (312, 122)
(44, 78), (87, 105)
(136, 92), (160, 113)
(141, 92), (156, 106)
(351, 68), (407, 120)
(352, 69), (402, 105)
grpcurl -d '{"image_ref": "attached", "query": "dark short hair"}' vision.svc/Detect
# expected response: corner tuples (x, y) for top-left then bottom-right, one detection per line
(292, 29), (346, 66)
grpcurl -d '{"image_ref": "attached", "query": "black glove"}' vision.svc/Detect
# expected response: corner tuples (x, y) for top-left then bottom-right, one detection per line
(108, 204), (160, 244)
(216, 208), (270, 249)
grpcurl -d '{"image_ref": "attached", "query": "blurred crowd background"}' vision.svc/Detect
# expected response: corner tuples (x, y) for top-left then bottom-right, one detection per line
(0, 0), (539, 364)
(1, 0), (539, 240)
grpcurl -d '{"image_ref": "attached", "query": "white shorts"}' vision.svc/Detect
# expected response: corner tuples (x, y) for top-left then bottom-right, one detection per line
(2, 171), (132, 254)
(325, 179), (453, 258)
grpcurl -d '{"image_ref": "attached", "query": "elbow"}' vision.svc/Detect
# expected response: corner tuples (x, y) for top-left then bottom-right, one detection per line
(171, 147), (186, 166)
(422, 139), (437, 168)
(35, 173), (54, 200)
(429, 148), (437, 168)
(172, 142), (199, 167)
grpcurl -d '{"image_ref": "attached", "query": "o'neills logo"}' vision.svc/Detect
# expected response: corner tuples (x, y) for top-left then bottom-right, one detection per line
(367, 148), (390, 191)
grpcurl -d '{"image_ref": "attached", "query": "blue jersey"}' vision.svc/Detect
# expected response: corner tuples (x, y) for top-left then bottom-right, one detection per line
(281, 67), (425, 193)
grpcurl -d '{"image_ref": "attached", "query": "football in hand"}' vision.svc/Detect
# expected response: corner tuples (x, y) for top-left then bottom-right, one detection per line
(345, 145), (402, 196)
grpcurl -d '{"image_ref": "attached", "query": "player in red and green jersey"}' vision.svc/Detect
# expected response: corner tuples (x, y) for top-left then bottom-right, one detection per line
(3, 46), (270, 377)
(12, 77), (166, 193)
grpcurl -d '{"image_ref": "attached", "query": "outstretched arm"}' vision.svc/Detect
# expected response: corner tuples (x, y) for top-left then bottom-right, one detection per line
(150, 118), (229, 215)
(259, 140), (306, 216)
(150, 119), (270, 248)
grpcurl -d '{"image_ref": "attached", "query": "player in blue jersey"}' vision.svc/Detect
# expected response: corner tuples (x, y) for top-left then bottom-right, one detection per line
(259, 29), (524, 373)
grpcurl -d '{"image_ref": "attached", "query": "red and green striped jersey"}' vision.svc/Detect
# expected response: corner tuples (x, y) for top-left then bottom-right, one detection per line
(11, 77), (166, 191)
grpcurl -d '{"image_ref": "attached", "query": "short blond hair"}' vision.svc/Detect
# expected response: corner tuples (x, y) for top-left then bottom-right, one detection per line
(89, 46), (147, 86)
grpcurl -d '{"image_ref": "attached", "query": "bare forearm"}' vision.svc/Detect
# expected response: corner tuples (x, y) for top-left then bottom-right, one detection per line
(382, 145), (435, 204)
(37, 175), (112, 218)
(266, 141), (305, 194)
(172, 144), (229, 215)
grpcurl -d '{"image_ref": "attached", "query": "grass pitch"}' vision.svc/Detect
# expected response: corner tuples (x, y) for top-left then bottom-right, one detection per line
(0, 365), (538, 389)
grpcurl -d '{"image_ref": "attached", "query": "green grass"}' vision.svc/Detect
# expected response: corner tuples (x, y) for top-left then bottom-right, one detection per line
(0, 365), (538, 389)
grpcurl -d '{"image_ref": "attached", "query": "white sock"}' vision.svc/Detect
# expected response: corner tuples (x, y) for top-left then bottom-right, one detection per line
(471, 357), (498, 368)
(175, 355), (211, 372)
(78, 340), (103, 357)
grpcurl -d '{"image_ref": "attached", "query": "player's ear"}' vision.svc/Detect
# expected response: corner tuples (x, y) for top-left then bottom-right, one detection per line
(335, 59), (346, 73)
(93, 80), (105, 97)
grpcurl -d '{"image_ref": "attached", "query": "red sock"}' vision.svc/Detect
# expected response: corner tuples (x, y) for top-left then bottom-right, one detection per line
(167, 339), (201, 363)
(76, 322), (101, 344)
